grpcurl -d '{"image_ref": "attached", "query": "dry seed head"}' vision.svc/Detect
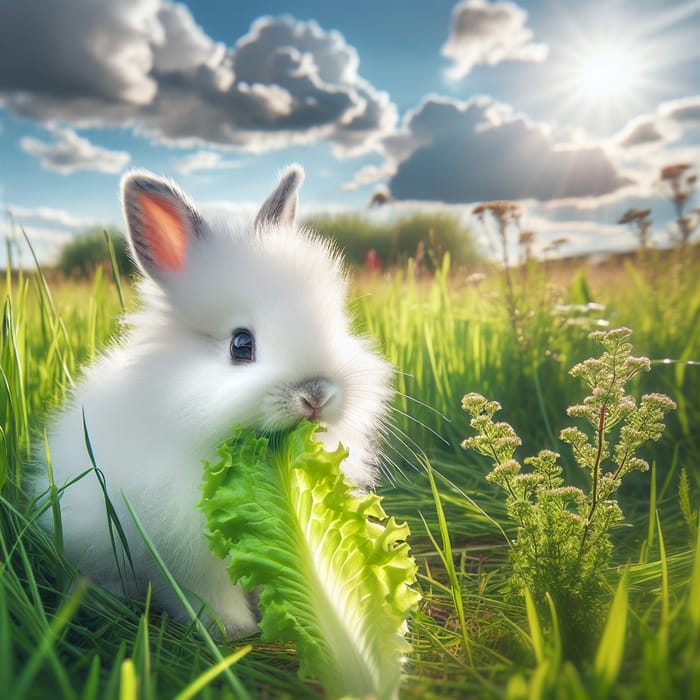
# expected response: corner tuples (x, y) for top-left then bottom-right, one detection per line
(618, 208), (651, 225)
(661, 162), (692, 181)
(473, 200), (521, 223)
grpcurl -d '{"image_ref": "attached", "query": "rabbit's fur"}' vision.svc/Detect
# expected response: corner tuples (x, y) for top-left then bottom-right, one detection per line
(37, 166), (393, 636)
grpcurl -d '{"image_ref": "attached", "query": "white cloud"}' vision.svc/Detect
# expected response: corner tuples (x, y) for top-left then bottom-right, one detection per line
(174, 150), (246, 175)
(522, 211), (637, 257)
(660, 94), (700, 123)
(8, 204), (101, 230)
(614, 95), (700, 151)
(617, 116), (665, 148)
(2, 203), (104, 267)
(198, 200), (259, 222)
(20, 127), (131, 174)
(616, 93), (700, 137)
(0, 3), (396, 155)
(442, 0), (548, 79)
(611, 95), (700, 196)
(342, 162), (396, 191)
(152, 1), (228, 77)
(7, 226), (75, 245)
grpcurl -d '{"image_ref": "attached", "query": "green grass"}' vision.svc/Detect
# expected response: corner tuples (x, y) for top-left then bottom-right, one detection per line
(1, 247), (699, 698)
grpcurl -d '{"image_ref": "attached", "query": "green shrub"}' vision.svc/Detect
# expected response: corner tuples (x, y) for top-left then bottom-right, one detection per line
(305, 212), (482, 270)
(55, 228), (135, 278)
(304, 214), (393, 266)
(392, 213), (480, 271)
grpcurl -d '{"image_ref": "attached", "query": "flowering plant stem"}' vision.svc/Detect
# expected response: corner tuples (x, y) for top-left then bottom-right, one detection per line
(461, 327), (676, 660)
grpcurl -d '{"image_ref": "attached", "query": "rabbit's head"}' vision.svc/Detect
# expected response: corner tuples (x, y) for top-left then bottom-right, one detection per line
(120, 165), (392, 487)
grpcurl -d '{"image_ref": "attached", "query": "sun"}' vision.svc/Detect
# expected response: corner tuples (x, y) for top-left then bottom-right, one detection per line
(546, 31), (655, 133)
(574, 46), (635, 101)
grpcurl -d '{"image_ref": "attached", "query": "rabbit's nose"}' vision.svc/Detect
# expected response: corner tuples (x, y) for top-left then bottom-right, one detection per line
(297, 378), (337, 421)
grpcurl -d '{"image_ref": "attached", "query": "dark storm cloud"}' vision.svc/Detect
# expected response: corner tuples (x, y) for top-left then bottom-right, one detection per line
(0, 0), (159, 104)
(0, 1), (395, 154)
(386, 97), (631, 203)
(147, 17), (396, 152)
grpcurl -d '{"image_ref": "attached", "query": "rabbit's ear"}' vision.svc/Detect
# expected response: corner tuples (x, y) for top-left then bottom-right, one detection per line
(121, 171), (204, 280)
(254, 164), (304, 230)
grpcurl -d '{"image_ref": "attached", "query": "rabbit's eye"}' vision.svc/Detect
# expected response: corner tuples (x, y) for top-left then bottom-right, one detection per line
(230, 328), (255, 363)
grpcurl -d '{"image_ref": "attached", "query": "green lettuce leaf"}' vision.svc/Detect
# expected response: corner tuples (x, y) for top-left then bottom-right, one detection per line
(199, 421), (420, 700)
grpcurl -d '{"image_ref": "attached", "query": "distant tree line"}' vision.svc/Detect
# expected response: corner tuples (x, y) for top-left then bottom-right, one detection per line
(55, 228), (136, 278)
(304, 212), (482, 272)
(55, 213), (483, 278)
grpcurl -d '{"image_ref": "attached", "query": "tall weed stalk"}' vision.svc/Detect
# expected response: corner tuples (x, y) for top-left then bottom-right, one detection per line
(461, 328), (676, 659)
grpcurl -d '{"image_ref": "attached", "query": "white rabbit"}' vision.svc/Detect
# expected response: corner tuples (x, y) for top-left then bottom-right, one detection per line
(37, 165), (393, 637)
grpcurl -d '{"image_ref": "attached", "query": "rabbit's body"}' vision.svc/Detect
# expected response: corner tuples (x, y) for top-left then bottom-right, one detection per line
(38, 167), (392, 636)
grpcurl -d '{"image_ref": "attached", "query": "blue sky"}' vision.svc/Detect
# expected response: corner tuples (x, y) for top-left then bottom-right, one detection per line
(1, 0), (699, 265)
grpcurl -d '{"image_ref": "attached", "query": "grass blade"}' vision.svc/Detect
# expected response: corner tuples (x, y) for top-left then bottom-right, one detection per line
(80, 656), (101, 700)
(688, 514), (700, 632)
(524, 587), (545, 665)
(422, 454), (473, 666)
(656, 511), (670, 657)
(9, 579), (87, 700)
(81, 410), (137, 591)
(0, 582), (13, 690)
(119, 659), (137, 700)
(103, 229), (126, 313)
(173, 646), (252, 700)
(122, 493), (253, 700)
(594, 569), (629, 694)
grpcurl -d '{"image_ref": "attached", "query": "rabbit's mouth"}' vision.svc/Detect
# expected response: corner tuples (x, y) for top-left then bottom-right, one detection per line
(253, 378), (344, 437)
(289, 377), (343, 425)
(304, 403), (322, 422)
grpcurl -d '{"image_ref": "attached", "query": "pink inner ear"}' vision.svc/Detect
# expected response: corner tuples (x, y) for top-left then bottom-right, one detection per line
(137, 192), (188, 272)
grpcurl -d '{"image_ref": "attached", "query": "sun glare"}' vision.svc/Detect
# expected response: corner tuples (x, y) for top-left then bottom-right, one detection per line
(548, 19), (660, 133)
(575, 46), (634, 101)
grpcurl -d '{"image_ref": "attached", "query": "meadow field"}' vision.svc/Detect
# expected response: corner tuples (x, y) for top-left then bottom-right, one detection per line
(1, 245), (699, 699)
